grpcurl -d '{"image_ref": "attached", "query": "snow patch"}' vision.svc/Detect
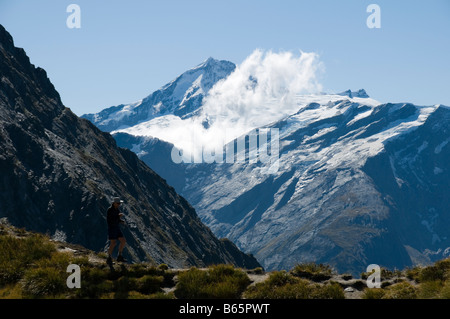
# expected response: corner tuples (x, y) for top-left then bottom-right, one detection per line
(131, 143), (148, 157)
(435, 138), (449, 154)
(52, 229), (67, 242)
(417, 141), (428, 153)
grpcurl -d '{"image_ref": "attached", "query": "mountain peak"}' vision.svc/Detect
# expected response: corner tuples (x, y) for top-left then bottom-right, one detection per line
(82, 57), (236, 131)
(202, 56), (216, 65)
(194, 57), (235, 72)
(337, 89), (369, 98)
(0, 24), (63, 124)
(0, 24), (14, 50)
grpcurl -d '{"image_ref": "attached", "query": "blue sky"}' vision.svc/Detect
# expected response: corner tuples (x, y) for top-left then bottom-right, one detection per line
(0, 0), (449, 116)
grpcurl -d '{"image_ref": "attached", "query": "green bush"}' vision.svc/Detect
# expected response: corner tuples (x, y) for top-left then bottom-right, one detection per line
(20, 252), (73, 298)
(126, 264), (149, 278)
(175, 265), (251, 299)
(362, 288), (385, 299)
(113, 276), (138, 299)
(419, 260), (450, 283)
(247, 267), (264, 275)
(0, 234), (55, 286)
(137, 275), (163, 294)
(438, 280), (450, 299)
(21, 267), (67, 298)
(405, 267), (421, 282)
(291, 263), (334, 281)
(243, 271), (344, 299)
(383, 281), (417, 299)
(311, 282), (345, 299)
(417, 280), (442, 299)
(420, 265), (446, 282)
(158, 264), (169, 271)
(75, 267), (113, 299)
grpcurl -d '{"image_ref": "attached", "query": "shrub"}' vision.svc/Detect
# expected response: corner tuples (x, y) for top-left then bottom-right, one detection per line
(75, 267), (113, 299)
(247, 267), (264, 275)
(420, 265), (446, 282)
(291, 263), (334, 281)
(0, 234), (55, 285)
(243, 271), (344, 299)
(20, 252), (73, 298)
(175, 265), (251, 299)
(382, 282), (417, 299)
(114, 276), (138, 299)
(244, 273), (309, 299)
(405, 267), (421, 282)
(136, 275), (163, 294)
(311, 281), (345, 299)
(419, 260), (450, 283)
(158, 264), (169, 271)
(362, 288), (385, 299)
(21, 267), (67, 298)
(127, 263), (149, 278)
(266, 271), (296, 287)
(417, 280), (442, 299)
(438, 280), (450, 299)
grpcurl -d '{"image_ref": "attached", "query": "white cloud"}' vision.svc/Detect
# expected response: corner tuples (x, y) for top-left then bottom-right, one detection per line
(199, 49), (324, 142)
(118, 49), (324, 162)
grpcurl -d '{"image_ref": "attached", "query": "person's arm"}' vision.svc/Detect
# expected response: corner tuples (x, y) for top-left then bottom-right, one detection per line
(119, 212), (125, 224)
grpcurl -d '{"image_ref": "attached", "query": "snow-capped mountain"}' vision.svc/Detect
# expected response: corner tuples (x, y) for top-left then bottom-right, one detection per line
(82, 57), (236, 132)
(175, 98), (449, 275)
(85, 58), (449, 275)
(113, 95), (449, 275)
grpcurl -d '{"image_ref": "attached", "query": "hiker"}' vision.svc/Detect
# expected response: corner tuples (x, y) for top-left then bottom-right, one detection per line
(106, 197), (127, 264)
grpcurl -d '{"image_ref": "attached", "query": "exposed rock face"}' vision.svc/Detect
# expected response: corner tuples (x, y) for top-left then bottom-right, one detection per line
(0, 24), (260, 270)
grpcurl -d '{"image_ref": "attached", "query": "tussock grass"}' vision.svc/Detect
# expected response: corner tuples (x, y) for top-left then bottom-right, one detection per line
(174, 264), (251, 299)
(290, 263), (334, 281)
(243, 271), (344, 299)
(0, 233), (55, 286)
(5, 223), (450, 299)
(0, 224), (175, 299)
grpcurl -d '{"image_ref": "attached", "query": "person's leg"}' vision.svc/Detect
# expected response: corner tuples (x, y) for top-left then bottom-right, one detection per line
(108, 239), (117, 257)
(116, 237), (127, 262)
(118, 236), (126, 255)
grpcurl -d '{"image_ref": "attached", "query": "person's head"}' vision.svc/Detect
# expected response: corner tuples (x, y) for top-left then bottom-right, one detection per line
(112, 197), (123, 208)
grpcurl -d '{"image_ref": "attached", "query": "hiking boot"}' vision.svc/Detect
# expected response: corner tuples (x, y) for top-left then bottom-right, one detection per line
(106, 256), (113, 265)
(117, 255), (126, 263)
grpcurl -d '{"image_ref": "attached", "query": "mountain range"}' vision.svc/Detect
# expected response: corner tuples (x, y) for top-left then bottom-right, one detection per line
(0, 24), (259, 270)
(83, 56), (450, 275)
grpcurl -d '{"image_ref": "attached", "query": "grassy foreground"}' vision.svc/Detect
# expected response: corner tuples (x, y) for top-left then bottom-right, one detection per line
(2, 222), (450, 299)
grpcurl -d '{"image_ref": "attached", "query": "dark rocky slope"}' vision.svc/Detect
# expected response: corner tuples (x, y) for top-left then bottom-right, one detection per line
(0, 24), (259, 269)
